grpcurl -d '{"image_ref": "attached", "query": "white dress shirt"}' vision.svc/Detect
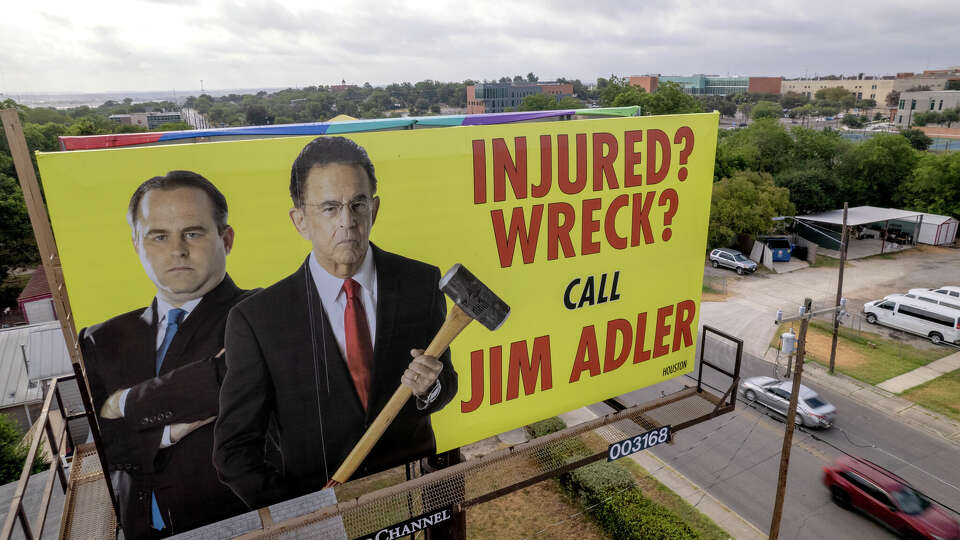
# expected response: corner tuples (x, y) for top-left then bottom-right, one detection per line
(308, 246), (378, 361)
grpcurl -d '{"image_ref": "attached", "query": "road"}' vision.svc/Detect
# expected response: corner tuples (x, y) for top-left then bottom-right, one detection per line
(591, 348), (960, 539)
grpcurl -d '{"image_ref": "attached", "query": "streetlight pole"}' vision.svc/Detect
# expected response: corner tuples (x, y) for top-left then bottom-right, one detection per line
(829, 202), (849, 374)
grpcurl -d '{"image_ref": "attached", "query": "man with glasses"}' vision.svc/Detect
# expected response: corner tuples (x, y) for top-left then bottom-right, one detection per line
(214, 136), (457, 509)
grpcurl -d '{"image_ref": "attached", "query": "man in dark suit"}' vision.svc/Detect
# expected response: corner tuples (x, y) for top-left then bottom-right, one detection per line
(80, 171), (250, 538)
(214, 136), (457, 510)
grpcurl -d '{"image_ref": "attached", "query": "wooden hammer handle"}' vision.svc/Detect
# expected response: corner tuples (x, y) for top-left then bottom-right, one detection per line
(329, 304), (474, 484)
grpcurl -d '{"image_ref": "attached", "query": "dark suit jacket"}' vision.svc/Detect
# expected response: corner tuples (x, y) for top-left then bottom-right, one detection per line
(214, 246), (457, 509)
(79, 275), (252, 538)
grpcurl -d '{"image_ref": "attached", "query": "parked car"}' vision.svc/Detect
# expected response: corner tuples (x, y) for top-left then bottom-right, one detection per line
(740, 376), (836, 428)
(823, 455), (960, 540)
(709, 248), (758, 275)
(864, 294), (960, 345)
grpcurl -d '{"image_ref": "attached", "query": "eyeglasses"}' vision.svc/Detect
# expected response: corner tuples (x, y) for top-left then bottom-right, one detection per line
(302, 198), (374, 219)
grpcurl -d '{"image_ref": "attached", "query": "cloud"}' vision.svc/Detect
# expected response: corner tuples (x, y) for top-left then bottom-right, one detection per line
(2, 0), (959, 93)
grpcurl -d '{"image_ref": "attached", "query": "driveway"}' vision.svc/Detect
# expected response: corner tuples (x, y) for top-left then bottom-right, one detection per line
(700, 245), (960, 357)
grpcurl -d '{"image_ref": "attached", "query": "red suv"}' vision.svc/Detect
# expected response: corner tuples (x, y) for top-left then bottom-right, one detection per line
(823, 455), (959, 539)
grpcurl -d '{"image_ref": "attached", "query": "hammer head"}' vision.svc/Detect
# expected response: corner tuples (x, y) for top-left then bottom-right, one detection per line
(439, 264), (510, 331)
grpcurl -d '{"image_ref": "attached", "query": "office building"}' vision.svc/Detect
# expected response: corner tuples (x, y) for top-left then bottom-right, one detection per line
(466, 82), (574, 113)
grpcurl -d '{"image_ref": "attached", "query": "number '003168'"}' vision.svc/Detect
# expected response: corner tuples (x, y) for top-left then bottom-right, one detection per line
(607, 426), (671, 461)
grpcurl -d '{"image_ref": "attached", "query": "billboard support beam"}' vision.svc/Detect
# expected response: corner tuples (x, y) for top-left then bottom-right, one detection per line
(0, 109), (121, 529)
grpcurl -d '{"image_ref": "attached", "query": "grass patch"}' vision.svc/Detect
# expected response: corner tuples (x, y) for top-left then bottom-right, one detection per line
(901, 369), (960, 423)
(809, 256), (841, 267)
(770, 321), (951, 384)
(467, 478), (610, 539)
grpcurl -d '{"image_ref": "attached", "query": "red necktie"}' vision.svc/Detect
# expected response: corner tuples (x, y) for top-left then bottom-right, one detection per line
(343, 279), (374, 409)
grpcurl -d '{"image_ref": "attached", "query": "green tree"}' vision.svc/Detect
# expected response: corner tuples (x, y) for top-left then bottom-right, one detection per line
(0, 174), (38, 284)
(841, 115), (866, 128)
(526, 72), (539, 83)
(839, 133), (918, 206)
(518, 93), (562, 111)
(941, 107), (960, 128)
(910, 111), (940, 127)
(779, 92), (809, 109)
(154, 121), (192, 131)
(899, 128), (933, 151)
(0, 413), (46, 484)
(643, 81), (703, 115)
(716, 119), (794, 174)
(886, 90), (901, 108)
(709, 171), (795, 247)
(775, 162), (841, 214)
(898, 152), (960, 218)
(751, 100), (782, 120)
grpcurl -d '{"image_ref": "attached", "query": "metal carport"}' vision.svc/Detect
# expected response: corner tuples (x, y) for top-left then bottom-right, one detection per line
(794, 206), (925, 258)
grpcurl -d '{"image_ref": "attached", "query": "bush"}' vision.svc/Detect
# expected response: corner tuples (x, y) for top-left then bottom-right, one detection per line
(526, 416), (566, 438)
(561, 461), (700, 540)
(593, 489), (700, 540)
(561, 461), (636, 503)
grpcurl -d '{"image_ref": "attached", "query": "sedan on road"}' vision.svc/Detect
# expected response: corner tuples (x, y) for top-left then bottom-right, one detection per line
(824, 455), (960, 540)
(740, 376), (837, 428)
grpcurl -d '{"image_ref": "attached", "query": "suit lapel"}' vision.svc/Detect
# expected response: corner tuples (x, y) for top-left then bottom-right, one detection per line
(137, 301), (160, 381)
(371, 245), (399, 414)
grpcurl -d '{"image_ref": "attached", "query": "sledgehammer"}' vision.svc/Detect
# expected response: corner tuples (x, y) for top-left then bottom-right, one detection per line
(324, 264), (510, 486)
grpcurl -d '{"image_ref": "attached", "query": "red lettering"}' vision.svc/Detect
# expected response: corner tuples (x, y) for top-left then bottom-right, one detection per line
(493, 137), (527, 202)
(592, 132), (619, 191)
(558, 134), (588, 195)
(646, 129), (671, 185)
(631, 191), (656, 246)
(634, 312), (651, 363)
(490, 345), (503, 405)
(581, 198), (602, 255)
(547, 202), (576, 261)
(472, 139), (486, 204)
(603, 319), (633, 373)
(623, 130), (643, 187)
(604, 194), (629, 250)
(533, 135), (551, 198)
(673, 300), (696, 351)
(506, 336), (553, 400)
(461, 349), (485, 413)
(569, 325), (600, 383)
(491, 206), (543, 268)
(653, 305), (674, 358)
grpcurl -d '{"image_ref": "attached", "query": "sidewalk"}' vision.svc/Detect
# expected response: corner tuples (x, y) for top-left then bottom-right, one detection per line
(763, 347), (960, 446)
(877, 350), (960, 393)
(559, 408), (764, 540)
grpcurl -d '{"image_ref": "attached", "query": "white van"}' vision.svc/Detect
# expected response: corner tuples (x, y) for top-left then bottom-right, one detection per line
(931, 286), (960, 299)
(863, 294), (960, 345)
(906, 289), (960, 311)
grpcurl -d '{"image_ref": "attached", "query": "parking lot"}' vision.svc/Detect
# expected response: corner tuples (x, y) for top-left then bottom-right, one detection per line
(701, 245), (960, 355)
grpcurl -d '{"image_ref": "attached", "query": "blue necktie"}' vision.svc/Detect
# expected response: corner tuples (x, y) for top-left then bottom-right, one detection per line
(152, 307), (185, 530)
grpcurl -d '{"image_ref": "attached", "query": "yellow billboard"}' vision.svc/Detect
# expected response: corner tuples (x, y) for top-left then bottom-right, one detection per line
(37, 113), (716, 528)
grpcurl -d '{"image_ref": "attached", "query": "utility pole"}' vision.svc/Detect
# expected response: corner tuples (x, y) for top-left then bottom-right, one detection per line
(829, 202), (849, 374)
(769, 297), (812, 540)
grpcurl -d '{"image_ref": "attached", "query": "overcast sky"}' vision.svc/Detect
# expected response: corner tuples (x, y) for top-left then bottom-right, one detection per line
(2, 0), (959, 94)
